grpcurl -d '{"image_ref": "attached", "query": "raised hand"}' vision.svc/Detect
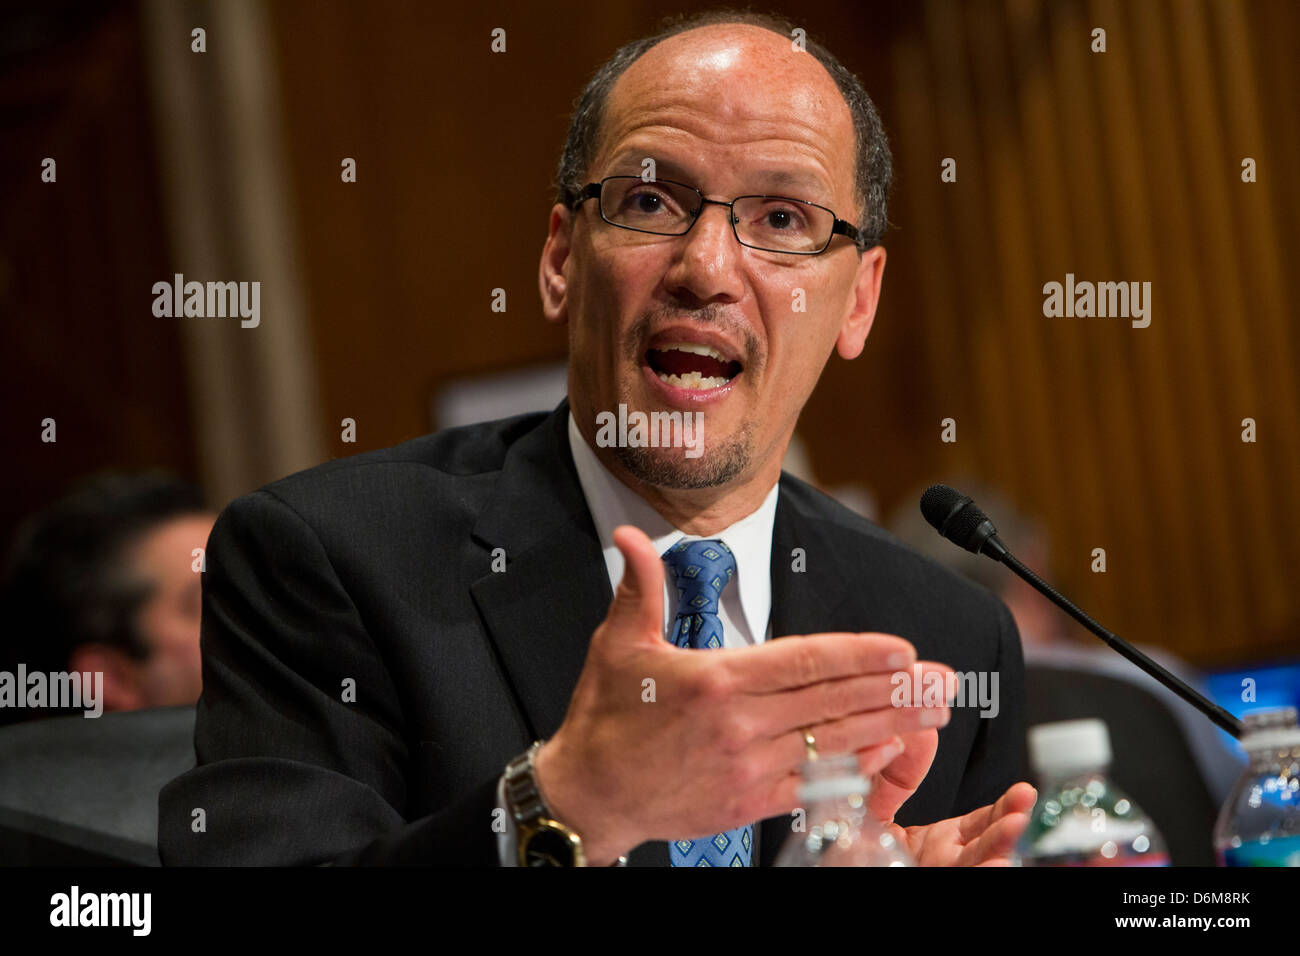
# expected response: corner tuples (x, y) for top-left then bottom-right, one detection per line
(534, 524), (954, 865)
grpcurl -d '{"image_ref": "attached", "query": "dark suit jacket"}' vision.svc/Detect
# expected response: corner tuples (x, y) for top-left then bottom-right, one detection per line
(159, 401), (1026, 865)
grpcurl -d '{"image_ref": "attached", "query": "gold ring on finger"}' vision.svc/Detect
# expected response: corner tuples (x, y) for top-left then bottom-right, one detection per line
(802, 727), (818, 762)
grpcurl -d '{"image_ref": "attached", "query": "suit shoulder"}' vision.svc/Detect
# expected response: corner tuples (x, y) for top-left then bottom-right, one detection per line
(211, 412), (550, 539)
(779, 472), (1007, 617)
(259, 411), (547, 498)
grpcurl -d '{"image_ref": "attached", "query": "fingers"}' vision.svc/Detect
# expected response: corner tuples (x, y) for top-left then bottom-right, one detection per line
(955, 782), (1038, 844)
(759, 772), (803, 821)
(868, 728), (939, 823)
(744, 662), (955, 739)
(750, 737), (906, 824)
(605, 525), (666, 643)
(748, 702), (950, 782)
(960, 810), (1032, 866)
(1003, 782), (1038, 813)
(856, 735), (908, 778)
(727, 632), (918, 694)
(900, 783), (1038, 866)
(730, 655), (951, 826)
(804, 705), (949, 762)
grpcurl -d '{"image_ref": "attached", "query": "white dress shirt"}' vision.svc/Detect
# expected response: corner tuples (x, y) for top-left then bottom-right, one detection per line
(496, 411), (780, 864)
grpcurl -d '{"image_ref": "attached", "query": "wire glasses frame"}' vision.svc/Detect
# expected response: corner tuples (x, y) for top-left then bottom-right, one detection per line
(572, 175), (866, 255)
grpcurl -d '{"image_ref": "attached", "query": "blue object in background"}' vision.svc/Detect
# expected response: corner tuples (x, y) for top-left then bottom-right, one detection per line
(1205, 658), (1300, 756)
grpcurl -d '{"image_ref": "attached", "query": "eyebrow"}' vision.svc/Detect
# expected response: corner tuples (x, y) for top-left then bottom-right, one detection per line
(604, 151), (833, 205)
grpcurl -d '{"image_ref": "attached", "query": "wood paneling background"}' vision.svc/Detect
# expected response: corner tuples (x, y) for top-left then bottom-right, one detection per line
(879, 0), (1300, 664)
(265, 0), (1299, 664)
(0, 2), (197, 550)
(3, 0), (1296, 666)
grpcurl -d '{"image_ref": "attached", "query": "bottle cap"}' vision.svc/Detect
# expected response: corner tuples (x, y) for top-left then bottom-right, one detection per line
(1240, 706), (1300, 751)
(799, 775), (871, 803)
(1028, 718), (1112, 776)
(796, 754), (871, 803)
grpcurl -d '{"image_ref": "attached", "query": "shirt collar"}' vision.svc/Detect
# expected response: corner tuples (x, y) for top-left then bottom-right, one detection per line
(567, 411), (778, 641)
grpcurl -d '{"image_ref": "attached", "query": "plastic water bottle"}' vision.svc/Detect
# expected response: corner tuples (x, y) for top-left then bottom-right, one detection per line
(774, 754), (913, 866)
(1215, 706), (1300, 866)
(1018, 718), (1169, 866)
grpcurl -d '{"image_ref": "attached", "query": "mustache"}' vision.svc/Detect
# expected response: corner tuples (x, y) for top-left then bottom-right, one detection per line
(624, 303), (762, 368)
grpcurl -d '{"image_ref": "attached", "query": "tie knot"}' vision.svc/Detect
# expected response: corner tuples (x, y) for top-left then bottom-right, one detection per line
(662, 538), (736, 617)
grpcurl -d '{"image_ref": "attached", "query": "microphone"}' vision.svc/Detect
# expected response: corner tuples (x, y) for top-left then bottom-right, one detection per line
(920, 484), (1244, 739)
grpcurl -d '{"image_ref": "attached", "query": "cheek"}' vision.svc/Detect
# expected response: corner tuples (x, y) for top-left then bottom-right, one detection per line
(598, 251), (660, 315)
(577, 251), (664, 356)
(748, 291), (845, 430)
(756, 275), (837, 370)
(139, 602), (202, 663)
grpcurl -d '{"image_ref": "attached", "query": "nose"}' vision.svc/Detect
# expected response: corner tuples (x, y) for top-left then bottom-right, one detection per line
(665, 201), (745, 304)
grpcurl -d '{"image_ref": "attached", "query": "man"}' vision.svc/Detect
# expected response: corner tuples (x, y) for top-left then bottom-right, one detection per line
(2, 472), (212, 722)
(160, 10), (1034, 866)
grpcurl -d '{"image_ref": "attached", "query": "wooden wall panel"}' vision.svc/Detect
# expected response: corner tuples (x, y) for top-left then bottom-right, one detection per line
(249, 0), (1300, 665)
(0, 2), (197, 548)
(5, 1), (1295, 669)
(883, 0), (1298, 663)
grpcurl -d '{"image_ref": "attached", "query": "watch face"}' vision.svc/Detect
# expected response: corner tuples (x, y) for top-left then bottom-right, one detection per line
(523, 827), (578, 867)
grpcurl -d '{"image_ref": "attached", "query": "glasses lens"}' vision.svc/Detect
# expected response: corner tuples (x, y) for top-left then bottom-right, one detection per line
(599, 178), (698, 235)
(733, 197), (832, 253)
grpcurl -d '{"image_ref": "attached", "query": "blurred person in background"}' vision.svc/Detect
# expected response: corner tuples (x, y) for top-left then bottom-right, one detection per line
(888, 480), (1244, 803)
(0, 472), (214, 724)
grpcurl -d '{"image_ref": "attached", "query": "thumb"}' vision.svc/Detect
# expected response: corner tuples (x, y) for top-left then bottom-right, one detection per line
(869, 728), (939, 823)
(605, 524), (666, 642)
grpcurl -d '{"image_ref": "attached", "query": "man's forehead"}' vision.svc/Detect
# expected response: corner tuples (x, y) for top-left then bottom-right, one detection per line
(603, 143), (835, 202)
(595, 25), (855, 201)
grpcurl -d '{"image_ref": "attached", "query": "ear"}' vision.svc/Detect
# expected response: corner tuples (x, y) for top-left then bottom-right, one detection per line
(538, 203), (574, 325)
(69, 643), (145, 712)
(836, 244), (887, 360)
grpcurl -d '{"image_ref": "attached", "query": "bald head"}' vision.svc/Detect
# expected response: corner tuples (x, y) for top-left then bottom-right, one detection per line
(611, 23), (852, 140)
(591, 25), (858, 223)
(554, 10), (891, 245)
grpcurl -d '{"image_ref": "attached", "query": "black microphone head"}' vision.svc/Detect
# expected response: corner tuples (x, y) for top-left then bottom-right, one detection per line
(920, 484), (968, 533)
(920, 484), (1007, 558)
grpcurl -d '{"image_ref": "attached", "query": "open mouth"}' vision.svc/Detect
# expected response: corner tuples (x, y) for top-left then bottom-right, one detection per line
(645, 342), (743, 390)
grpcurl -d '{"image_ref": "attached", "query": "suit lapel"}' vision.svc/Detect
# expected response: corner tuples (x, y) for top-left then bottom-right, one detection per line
(760, 477), (857, 865)
(468, 402), (670, 865)
(470, 401), (610, 742)
(767, 475), (856, 638)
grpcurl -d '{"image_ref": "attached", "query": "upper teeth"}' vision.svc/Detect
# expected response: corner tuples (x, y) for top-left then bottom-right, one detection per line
(659, 342), (729, 362)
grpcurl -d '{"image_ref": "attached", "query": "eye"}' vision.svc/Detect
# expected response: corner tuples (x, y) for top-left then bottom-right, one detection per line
(633, 192), (663, 214)
(619, 185), (679, 217)
(747, 200), (811, 234)
(763, 205), (807, 231)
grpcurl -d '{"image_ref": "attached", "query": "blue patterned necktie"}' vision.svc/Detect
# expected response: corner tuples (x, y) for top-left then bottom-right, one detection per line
(662, 538), (753, 867)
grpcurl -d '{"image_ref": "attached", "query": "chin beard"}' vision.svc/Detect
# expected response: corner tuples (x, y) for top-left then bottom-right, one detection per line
(611, 423), (753, 489)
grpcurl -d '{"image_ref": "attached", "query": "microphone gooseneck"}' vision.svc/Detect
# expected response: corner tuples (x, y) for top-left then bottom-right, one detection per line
(920, 484), (1244, 738)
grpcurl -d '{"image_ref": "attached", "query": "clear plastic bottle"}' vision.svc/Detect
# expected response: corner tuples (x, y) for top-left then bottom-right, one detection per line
(773, 754), (913, 866)
(1017, 718), (1169, 866)
(1215, 706), (1300, 866)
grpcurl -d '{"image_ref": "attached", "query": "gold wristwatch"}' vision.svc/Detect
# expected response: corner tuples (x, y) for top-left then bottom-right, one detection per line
(504, 740), (588, 867)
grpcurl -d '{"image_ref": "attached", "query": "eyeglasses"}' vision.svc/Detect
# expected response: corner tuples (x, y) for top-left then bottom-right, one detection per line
(573, 176), (865, 255)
